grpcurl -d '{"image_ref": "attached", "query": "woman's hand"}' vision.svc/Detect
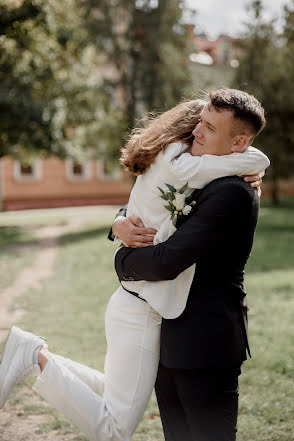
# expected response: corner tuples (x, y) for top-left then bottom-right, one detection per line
(242, 173), (263, 198)
(113, 215), (157, 248)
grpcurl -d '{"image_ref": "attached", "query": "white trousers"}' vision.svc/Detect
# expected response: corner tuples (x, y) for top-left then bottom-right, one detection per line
(32, 287), (162, 441)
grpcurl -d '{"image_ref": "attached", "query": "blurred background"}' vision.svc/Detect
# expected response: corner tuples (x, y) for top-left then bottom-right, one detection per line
(0, 0), (293, 210)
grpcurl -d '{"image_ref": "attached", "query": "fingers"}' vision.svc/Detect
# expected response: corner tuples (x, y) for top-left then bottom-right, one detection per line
(128, 215), (145, 228)
(128, 234), (154, 248)
(113, 215), (157, 247)
(128, 225), (157, 238)
(250, 180), (262, 188)
(127, 216), (157, 235)
(127, 218), (157, 236)
(242, 174), (261, 183)
(131, 241), (153, 248)
(133, 234), (155, 243)
(241, 174), (262, 194)
(127, 234), (154, 244)
(123, 229), (155, 247)
(137, 227), (157, 236)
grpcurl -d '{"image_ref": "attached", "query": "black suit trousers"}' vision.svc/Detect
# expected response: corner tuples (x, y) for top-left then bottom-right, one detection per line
(155, 363), (241, 441)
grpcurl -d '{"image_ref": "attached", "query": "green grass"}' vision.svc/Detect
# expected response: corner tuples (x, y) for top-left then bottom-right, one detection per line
(0, 225), (39, 294)
(237, 197), (294, 441)
(0, 199), (293, 440)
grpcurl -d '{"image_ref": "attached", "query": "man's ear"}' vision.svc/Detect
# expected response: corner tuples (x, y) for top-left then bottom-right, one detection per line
(231, 135), (249, 153)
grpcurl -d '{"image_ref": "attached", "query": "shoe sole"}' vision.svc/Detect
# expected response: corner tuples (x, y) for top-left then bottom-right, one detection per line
(0, 326), (22, 408)
(0, 326), (46, 409)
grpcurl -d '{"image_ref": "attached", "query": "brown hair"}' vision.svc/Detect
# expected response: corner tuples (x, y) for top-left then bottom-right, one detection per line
(120, 99), (206, 175)
(209, 88), (266, 138)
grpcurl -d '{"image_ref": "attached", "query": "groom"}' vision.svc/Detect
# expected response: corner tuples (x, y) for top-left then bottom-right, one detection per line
(110, 88), (266, 441)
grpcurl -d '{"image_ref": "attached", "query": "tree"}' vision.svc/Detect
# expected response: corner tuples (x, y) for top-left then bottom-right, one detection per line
(0, 0), (126, 162)
(233, 0), (294, 204)
(0, 0), (56, 158)
(1, 0), (192, 167)
(82, 0), (192, 131)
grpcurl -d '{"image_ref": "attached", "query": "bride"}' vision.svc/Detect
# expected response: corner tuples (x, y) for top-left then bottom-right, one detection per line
(0, 97), (269, 441)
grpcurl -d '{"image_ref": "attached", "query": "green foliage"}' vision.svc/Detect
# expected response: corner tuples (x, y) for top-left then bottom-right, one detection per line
(0, 0), (56, 157)
(0, 0), (127, 161)
(178, 182), (188, 193)
(232, 0), (294, 204)
(1, 0), (192, 164)
(76, 0), (192, 131)
(131, 0), (191, 113)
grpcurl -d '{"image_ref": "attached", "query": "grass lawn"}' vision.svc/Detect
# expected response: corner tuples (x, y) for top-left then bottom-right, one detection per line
(0, 225), (39, 294)
(0, 199), (294, 440)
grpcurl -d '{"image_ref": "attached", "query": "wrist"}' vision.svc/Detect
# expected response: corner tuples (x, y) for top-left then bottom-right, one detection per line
(112, 216), (126, 240)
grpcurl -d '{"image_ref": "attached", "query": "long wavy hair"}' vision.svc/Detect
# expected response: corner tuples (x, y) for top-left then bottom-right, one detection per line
(120, 99), (207, 175)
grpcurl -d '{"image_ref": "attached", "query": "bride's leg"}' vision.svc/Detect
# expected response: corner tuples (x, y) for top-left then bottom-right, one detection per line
(33, 287), (161, 441)
(103, 289), (162, 437)
(49, 353), (105, 396)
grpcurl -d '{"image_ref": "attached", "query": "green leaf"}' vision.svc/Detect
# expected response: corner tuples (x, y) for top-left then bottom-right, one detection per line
(157, 186), (165, 195)
(165, 183), (177, 193)
(164, 205), (174, 213)
(179, 182), (188, 194)
(160, 194), (169, 201)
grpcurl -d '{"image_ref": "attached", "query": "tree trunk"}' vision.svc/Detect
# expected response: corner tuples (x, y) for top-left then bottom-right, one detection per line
(0, 158), (3, 212)
(271, 168), (280, 206)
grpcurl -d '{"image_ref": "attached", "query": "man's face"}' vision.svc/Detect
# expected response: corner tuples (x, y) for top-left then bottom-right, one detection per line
(191, 103), (236, 156)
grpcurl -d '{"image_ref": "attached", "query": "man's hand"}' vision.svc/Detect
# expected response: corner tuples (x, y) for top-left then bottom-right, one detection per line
(113, 215), (157, 248)
(242, 174), (262, 198)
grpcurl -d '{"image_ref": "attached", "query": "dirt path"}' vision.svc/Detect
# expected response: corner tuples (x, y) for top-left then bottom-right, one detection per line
(0, 223), (84, 441)
(0, 225), (68, 341)
(0, 407), (66, 441)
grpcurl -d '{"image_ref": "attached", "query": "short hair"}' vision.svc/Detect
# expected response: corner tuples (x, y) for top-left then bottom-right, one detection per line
(209, 88), (266, 138)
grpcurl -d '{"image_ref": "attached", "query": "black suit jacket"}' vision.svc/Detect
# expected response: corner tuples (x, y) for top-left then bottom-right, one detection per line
(113, 176), (259, 369)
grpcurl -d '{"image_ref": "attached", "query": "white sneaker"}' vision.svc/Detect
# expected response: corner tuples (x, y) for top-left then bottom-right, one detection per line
(0, 326), (46, 409)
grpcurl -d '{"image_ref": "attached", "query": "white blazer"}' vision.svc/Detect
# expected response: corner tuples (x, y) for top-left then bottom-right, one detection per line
(121, 142), (270, 319)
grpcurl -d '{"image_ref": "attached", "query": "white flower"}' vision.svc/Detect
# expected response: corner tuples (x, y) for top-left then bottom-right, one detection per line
(182, 205), (192, 215)
(172, 192), (185, 211)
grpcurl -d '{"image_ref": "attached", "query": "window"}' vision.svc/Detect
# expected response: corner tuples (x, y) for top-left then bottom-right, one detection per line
(20, 164), (33, 175)
(97, 159), (122, 180)
(136, 0), (158, 10)
(66, 159), (91, 180)
(14, 160), (42, 181)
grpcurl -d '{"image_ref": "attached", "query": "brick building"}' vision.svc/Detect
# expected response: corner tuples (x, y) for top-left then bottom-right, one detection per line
(0, 156), (132, 211)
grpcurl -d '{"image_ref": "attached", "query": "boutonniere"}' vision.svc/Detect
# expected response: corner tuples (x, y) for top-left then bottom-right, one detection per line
(158, 182), (196, 224)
